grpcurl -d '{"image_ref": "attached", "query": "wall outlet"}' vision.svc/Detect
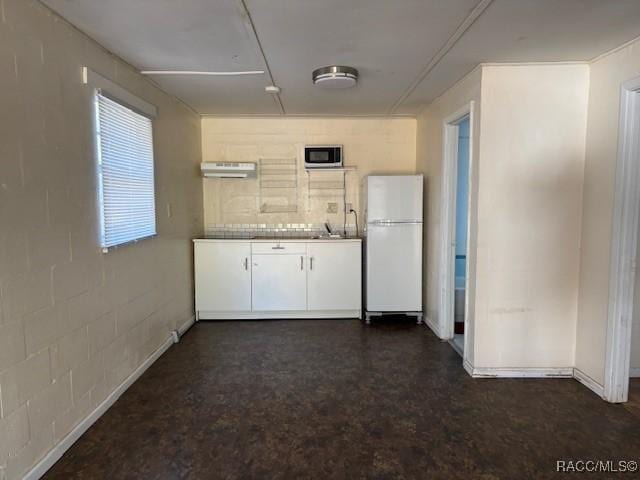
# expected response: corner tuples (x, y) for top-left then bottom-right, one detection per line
(346, 203), (353, 212)
(327, 202), (338, 214)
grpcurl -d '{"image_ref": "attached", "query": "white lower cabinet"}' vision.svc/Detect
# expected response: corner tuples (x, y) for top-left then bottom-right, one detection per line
(193, 239), (362, 319)
(252, 253), (307, 311)
(194, 241), (251, 312)
(307, 242), (361, 311)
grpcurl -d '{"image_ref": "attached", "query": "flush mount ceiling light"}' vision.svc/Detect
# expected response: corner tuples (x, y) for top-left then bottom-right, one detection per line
(312, 66), (358, 89)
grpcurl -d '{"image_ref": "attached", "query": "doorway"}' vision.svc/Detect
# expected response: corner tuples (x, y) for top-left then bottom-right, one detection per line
(604, 76), (640, 403)
(439, 102), (474, 365)
(452, 117), (470, 355)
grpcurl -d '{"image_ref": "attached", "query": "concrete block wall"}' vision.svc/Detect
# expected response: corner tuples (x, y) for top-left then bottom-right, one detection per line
(0, 1), (203, 478)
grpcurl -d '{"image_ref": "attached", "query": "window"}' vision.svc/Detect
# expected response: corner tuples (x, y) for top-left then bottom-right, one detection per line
(95, 92), (156, 250)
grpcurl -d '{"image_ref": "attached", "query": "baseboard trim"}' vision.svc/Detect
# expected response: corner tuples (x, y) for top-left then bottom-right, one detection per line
(573, 368), (605, 397)
(424, 315), (444, 339)
(463, 358), (474, 377)
(24, 315), (195, 480)
(630, 367), (640, 378)
(470, 367), (574, 378)
(177, 315), (196, 337)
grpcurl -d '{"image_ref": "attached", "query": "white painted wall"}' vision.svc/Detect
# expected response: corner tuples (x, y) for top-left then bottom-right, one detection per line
(416, 67), (482, 364)
(0, 1), (202, 478)
(475, 64), (589, 369)
(417, 64), (589, 371)
(416, 38), (640, 384)
(575, 37), (640, 386)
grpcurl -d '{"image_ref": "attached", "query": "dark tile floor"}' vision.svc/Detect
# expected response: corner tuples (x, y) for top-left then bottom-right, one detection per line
(44, 319), (640, 479)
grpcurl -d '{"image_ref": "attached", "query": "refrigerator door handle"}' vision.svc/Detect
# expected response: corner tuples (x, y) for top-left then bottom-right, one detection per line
(368, 220), (422, 225)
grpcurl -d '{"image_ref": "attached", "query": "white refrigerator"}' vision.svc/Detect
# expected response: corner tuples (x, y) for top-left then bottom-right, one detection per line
(363, 175), (423, 321)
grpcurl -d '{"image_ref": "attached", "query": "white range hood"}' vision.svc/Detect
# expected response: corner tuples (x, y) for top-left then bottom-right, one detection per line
(200, 162), (256, 178)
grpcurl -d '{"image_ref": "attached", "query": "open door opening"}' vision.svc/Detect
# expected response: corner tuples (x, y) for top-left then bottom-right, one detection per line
(452, 117), (470, 355)
(438, 102), (474, 366)
(451, 116), (471, 356)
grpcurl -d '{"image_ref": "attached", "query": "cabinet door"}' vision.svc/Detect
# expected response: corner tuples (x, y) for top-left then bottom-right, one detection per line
(308, 243), (362, 311)
(194, 242), (251, 312)
(252, 254), (307, 311)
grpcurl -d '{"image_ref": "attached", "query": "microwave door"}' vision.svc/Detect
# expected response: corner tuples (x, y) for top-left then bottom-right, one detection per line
(308, 149), (331, 164)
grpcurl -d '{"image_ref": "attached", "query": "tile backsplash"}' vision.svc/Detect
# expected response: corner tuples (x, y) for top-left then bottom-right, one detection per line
(205, 223), (358, 238)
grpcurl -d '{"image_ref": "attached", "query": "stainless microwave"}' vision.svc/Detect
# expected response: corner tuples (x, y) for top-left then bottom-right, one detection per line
(304, 145), (343, 169)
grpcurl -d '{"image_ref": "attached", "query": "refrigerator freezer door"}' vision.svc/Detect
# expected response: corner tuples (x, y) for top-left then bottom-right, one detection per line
(366, 175), (423, 222)
(366, 223), (422, 311)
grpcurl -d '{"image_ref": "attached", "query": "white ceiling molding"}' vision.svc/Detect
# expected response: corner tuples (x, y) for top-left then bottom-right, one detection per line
(141, 70), (265, 76)
(589, 32), (640, 64)
(82, 67), (157, 118)
(238, 0), (285, 114)
(200, 113), (415, 118)
(388, 0), (493, 115)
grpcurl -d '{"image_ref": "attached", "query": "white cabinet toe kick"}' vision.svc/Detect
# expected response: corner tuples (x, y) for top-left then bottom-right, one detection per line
(197, 310), (362, 320)
(194, 239), (362, 320)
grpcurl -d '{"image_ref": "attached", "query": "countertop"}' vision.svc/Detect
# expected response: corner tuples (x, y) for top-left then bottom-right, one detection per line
(193, 237), (361, 242)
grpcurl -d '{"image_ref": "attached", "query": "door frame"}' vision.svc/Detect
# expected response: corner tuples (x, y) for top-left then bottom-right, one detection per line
(604, 76), (640, 403)
(439, 102), (475, 364)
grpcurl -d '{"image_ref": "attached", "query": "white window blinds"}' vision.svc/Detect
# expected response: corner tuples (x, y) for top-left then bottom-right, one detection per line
(95, 92), (157, 250)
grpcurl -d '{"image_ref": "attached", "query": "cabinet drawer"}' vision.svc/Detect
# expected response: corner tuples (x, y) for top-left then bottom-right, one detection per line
(251, 242), (307, 254)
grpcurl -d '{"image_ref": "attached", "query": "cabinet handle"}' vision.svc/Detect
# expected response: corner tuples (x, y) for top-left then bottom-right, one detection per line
(300, 256), (304, 270)
(244, 257), (249, 270)
(272, 246), (285, 250)
(310, 257), (314, 270)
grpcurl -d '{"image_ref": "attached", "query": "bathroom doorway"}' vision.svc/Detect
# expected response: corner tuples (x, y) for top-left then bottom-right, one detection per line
(452, 116), (470, 355)
(438, 101), (475, 366)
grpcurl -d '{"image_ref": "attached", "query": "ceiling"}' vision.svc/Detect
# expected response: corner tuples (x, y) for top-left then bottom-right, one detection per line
(41, 0), (640, 116)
